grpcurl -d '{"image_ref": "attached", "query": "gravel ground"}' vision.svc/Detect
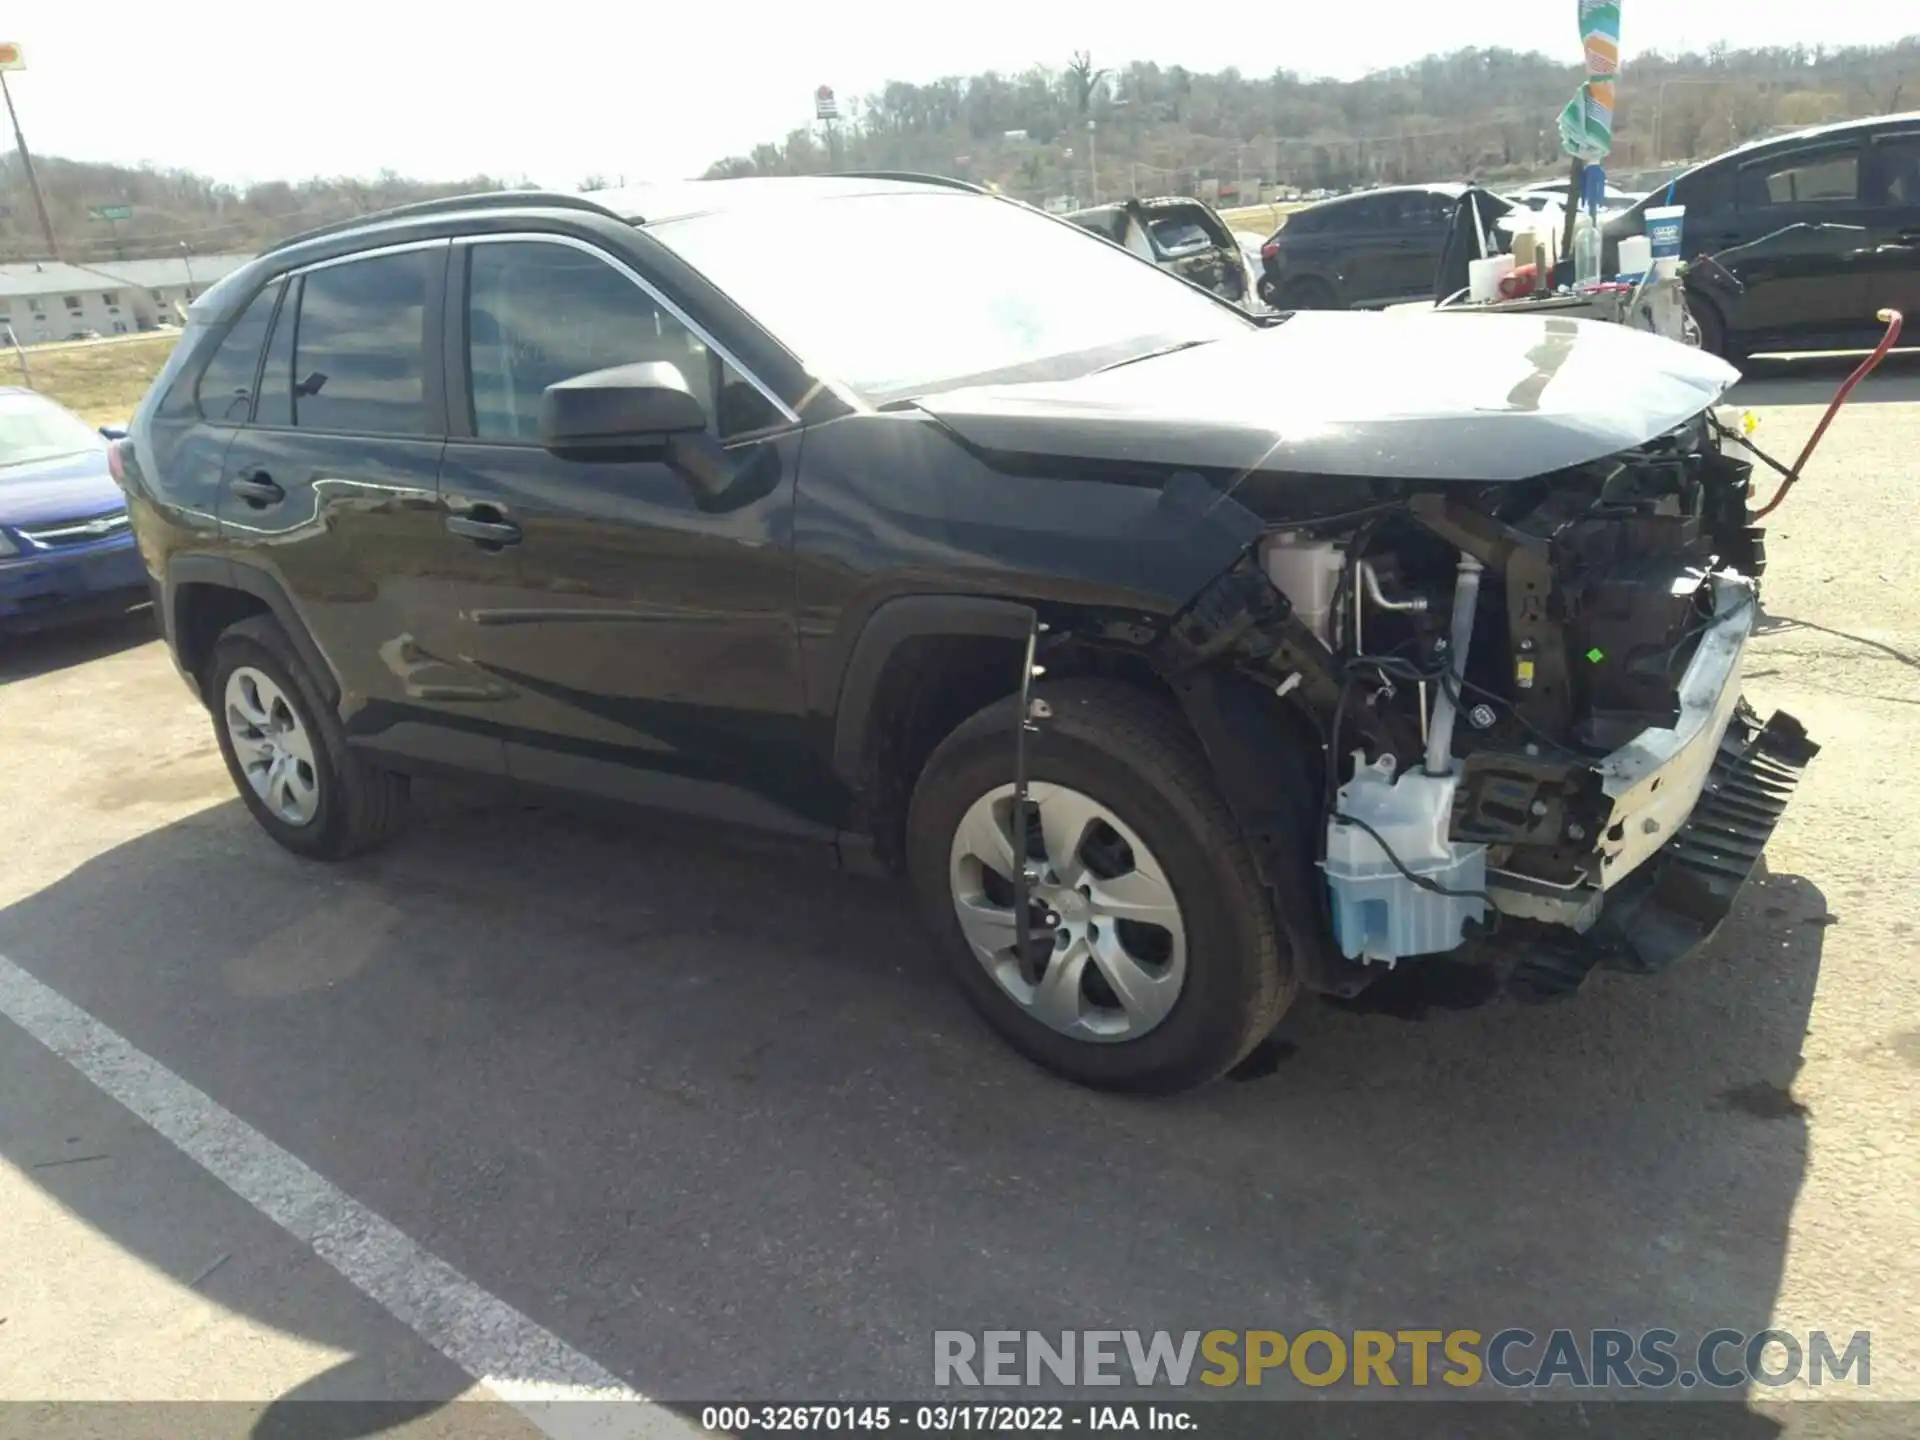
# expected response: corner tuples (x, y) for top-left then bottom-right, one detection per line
(0, 354), (1914, 1431)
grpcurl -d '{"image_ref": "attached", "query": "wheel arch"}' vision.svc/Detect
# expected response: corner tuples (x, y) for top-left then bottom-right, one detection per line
(833, 595), (1199, 871)
(167, 556), (341, 708)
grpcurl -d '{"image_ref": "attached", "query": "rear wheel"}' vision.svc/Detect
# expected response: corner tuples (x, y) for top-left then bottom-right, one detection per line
(907, 680), (1295, 1093)
(208, 614), (409, 860)
(1277, 277), (1339, 311)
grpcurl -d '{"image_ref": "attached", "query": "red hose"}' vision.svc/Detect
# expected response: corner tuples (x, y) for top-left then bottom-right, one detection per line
(1752, 308), (1905, 520)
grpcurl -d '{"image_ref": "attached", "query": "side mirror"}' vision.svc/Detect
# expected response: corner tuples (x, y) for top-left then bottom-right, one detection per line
(99, 424), (129, 441)
(539, 361), (708, 454)
(540, 360), (749, 504)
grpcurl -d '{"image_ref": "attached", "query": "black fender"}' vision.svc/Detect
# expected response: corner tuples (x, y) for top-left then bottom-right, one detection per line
(829, 594), (1037, 789)
(165, 555), (342, 708)
(1167, 666), (1366, 997)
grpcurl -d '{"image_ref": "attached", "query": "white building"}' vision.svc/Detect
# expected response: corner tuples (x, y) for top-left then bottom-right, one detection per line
(90, 254), (254, 330)
(0, 262), (137, 344)
(0, 252), (254, 344)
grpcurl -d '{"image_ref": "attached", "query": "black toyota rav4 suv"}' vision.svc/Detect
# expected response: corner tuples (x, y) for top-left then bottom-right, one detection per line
(116, 174), (1816, 1094)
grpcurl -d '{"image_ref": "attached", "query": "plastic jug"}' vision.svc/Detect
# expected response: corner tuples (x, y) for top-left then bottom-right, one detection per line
(1617, 233), (1653, 281)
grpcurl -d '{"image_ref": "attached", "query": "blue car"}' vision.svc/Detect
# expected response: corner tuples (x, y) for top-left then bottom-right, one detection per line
(0, 387), (149, 632)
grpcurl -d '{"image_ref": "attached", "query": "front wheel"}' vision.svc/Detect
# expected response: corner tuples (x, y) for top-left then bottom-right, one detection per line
(1687, 290), (1742, 363)
(906, 680), (1295, 1093)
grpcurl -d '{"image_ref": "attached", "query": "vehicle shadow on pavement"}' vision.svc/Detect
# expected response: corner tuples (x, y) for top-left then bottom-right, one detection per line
(0, 786), (1831, 1437)
(0, 608), (158, 686)
(1730, 350), (1920, 408)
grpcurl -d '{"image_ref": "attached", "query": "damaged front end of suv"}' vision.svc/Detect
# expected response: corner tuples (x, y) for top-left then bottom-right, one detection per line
(923, 311), (1817, 1006)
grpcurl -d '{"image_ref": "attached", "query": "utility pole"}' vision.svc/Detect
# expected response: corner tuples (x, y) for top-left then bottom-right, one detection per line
(0, 63), (59, 261)
(1087, 119), (1097, 204)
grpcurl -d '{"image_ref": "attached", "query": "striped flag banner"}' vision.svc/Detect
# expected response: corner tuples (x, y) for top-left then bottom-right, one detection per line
(1558, 0), (1620, 161)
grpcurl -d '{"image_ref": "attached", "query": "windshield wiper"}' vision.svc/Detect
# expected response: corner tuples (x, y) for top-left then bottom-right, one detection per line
(1092, 338), (1218, 374)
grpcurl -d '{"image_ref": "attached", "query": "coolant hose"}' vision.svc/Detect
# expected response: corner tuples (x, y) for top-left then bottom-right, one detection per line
(1424, 553), (1484, 776)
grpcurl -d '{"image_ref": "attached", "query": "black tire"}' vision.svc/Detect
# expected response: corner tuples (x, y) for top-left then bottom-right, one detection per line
(1689, 291), (1742, 363)
(906, 679), (1295, 1094)
(1277, 277), (1339, 311)
(206, 614), (409, 860)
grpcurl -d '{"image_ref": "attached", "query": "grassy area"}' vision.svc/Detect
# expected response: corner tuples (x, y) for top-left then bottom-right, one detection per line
(11, 334), (179, 427)
(1218, 201), (1304, 236)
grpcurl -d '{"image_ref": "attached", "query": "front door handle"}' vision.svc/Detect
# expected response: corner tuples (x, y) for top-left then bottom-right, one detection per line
(446, 509), (521, 547)
(230, 470), (284, 508)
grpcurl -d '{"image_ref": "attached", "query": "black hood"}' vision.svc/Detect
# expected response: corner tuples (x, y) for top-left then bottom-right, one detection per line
(916, 310), (1739, 483)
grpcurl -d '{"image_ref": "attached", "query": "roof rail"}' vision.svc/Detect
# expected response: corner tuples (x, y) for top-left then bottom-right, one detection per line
(265, 190), (623, 255)
(833, 170), (988, 195)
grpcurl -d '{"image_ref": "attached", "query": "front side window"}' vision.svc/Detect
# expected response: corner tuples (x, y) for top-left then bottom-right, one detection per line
(195, 281), (283, 424)
(292, 249), (431, 435)
(1739, 146), (1861, 208)
(650, 191), (1251, 403)
(1676, 164), (1736, 214)
(464, 241), (779, 443)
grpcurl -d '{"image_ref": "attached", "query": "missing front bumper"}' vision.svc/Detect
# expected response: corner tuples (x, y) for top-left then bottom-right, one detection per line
(1504, 703), (1818, 999)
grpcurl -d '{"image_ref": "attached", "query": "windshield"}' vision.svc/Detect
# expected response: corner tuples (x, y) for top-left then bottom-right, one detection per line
(0, 391), (103, 471)
(648, 191), (1254, 403)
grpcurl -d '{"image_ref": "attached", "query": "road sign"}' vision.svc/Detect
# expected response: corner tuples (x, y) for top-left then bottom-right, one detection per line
(0, 42), (24, 72)
(89, 204), (134, 221)
(814, 85), (839, 121)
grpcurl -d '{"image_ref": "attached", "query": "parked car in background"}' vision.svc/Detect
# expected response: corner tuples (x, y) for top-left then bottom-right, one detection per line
(0, 389), (147, 631)
(1606, 111), (1920, 358)
(1517, 178), (1644, 216)
(1502, 190), (1567, 216)
(1256, 183), (1516, 310)
(1064, 196), (1257, 306)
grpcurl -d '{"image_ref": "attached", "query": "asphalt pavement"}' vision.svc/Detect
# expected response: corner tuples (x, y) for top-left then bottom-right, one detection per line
(1, 356), (1916, 1438)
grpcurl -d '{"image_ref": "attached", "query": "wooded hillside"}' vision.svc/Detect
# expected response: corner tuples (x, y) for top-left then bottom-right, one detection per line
(704, 38), (1920, 203)
(0, 156), (514, 265)
(4, 36), (1915, 263)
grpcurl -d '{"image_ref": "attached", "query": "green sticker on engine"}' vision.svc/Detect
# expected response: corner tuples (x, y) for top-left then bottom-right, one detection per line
(1586, 647), (1606, 663)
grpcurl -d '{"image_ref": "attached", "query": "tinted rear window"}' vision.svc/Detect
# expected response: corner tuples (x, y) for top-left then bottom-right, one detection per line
(292, 250), (432, 435)
(194, 282), (282, 424)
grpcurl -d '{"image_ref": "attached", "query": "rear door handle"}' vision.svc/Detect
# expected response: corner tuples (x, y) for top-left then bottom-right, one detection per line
(446, 509), (521, 547)
(230, 470), (284, 508)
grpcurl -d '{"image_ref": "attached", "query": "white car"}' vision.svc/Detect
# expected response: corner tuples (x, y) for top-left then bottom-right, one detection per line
(1517, 179), (1644, 217)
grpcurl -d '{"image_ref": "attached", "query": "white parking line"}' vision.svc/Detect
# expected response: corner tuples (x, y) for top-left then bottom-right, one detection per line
(0, 953), (700, 1439)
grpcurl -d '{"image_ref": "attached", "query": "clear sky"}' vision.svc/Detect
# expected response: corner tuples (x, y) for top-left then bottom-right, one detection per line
(7, 0), (1914, 187)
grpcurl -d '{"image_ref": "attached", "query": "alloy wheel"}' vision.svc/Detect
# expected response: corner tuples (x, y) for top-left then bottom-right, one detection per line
(947, 782), (1188, 1043)
(224, 665), (321, 827)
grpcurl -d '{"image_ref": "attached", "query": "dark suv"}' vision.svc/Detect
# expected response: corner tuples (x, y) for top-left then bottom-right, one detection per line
(1607, 111), (1920, 357)
(1257, 184), (1514, 310)
(116, 175), (1814, 1093)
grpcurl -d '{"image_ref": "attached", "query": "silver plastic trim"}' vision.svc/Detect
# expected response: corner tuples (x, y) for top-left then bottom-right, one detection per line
(461, 232), (800, 426)
(282, 237), (453, 277)
(18, 511), (131, 544)
(1594, 573), (1757, 888)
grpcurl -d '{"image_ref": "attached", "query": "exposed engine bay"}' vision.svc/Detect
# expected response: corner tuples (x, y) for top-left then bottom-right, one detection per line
(1159, 402), (1818, 999)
